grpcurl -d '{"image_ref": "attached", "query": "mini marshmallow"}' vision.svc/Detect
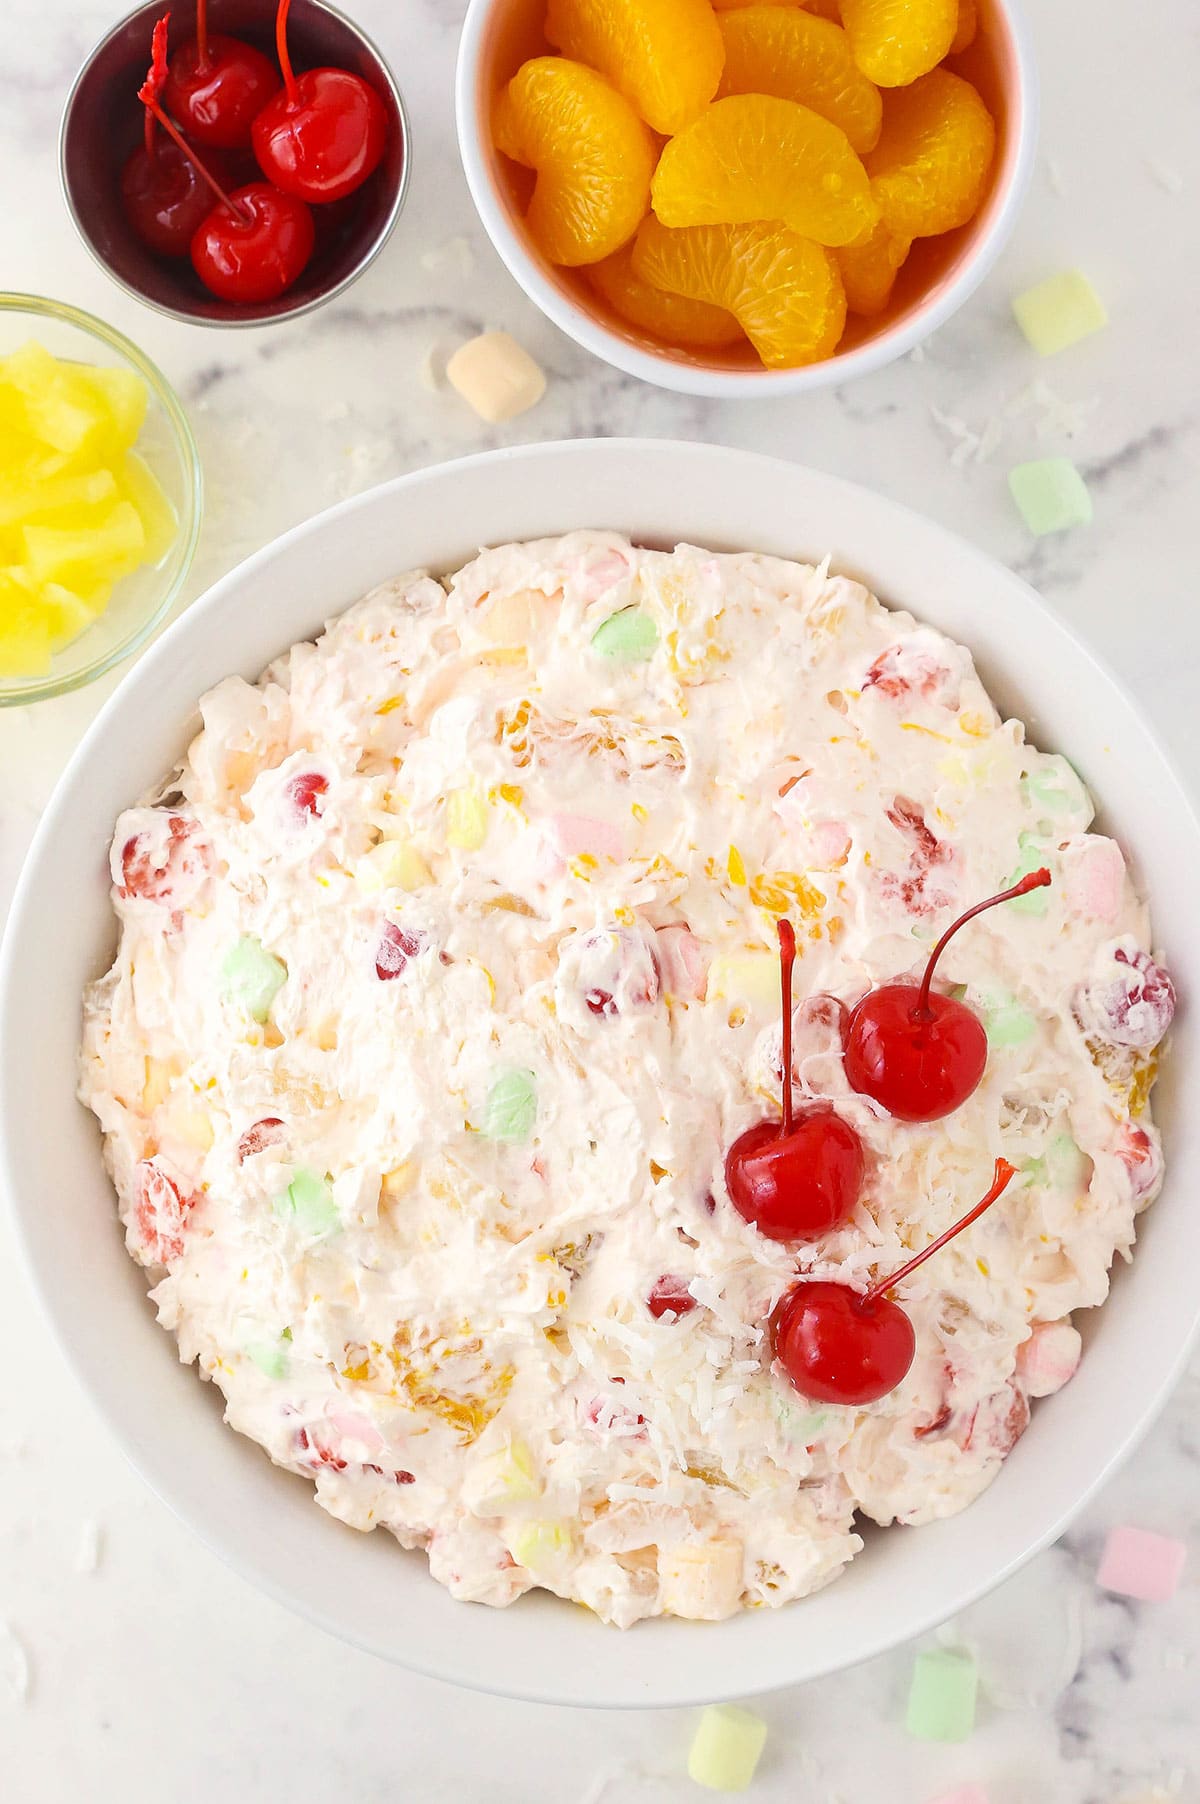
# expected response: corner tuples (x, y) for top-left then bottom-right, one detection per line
(659, 1540), (744, 1621)
(547, 813), (626, 862)
(1008, 458), (1093, 536)
(906, 1647), (979, 1741)
(928, 1788), (990, 1804)
(1098, 1526), (1188, 1602)
(446, 331), (546, 423)
(687, 1704), (767, 1792)
(1012, 271), (1107, 356)
(1017, 1320), (1082, 1397)
(1062, 835), (1126, 923)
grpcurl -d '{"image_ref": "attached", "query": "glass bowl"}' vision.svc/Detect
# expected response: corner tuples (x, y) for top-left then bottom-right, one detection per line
(0, 293), (202, 705)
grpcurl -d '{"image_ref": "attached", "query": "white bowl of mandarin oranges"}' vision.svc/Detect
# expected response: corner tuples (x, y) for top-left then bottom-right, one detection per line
(456, 0), (1038, 394)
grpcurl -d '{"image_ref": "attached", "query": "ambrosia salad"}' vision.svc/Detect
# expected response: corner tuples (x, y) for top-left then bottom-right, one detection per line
(80, 532), (1172, 1625)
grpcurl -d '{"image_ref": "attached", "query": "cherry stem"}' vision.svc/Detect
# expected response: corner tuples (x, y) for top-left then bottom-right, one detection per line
(275, 0), (299, 108)
(778, 919), (796, 1137)
(915, 867), (1052, 1018)
(138, 92), (253, 225)
(863, 1157), (1017, 1306)
(195, 0), (209, 70)
(141, 13), (171, 160)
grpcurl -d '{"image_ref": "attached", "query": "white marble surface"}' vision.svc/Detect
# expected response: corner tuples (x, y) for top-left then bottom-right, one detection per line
(2, 2), (1198, 1799)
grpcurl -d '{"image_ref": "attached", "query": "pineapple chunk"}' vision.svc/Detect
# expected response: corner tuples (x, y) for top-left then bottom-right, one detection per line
(23, 500), (145, 586)
(0, 342), (175, 674)
(70, 365), (147, 452)
(0, 469), (118, 530)
(0, 575), (52, 675)
(118, 451), (176, 563)
(463, 1439), (542, 1516)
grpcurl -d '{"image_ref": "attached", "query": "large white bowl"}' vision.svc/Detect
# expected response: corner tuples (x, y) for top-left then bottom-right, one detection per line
(2, 441), (1197, 1708)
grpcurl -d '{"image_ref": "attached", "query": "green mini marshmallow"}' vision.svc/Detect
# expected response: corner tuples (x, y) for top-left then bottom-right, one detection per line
(1008, 458), (1093, 537)
(221, 935), (287, 1023)
(979, 989), (1037, 1049)
(481, 1068), (537, 1143)
(1012, 270), (1107, 356)
(1022, 1134), (1085, 1190)
(687, 1704), (768, 1792)
(275, 1168), (340, 1237)
(905, 1647), (978, 1742)
(1007, 834), (1052, 916)
(773, 1392), (827, 1443)
(246, 1339), (289, 1380)
(590, 606), (658, 663)
(1022, 754), (1093, 829)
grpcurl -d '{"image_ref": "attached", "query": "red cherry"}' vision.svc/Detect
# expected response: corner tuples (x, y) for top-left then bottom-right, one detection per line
(237, 1117), (286, 1163)
(727, 1111), (864, 1240)
(119, 812), (210, 905)
(133, 1158), (197, 1264)
(775, 1280), (916, 1406)
(375, 923), (425, 981)
(121, 138), (224, 257)
(773, 1157), (1016, 1405)
(136, 46), (314, 305)
(191, 182), (315, 303)
(725, 919), (864, 1240)
(646, 1275), (697, 1320)
(285, 770), (328, 818)
(123, 15), (216, 256)
(163, 0), (280, 150)
(251, 0), (388, 203)
(844, 867), (1052, 1122)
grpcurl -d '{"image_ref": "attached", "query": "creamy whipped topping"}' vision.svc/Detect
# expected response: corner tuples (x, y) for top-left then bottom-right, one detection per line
(80, 532), (1171, 1626)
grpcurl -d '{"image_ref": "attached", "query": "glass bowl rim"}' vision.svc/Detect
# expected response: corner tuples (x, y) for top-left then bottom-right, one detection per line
(0, 291), (203, 706)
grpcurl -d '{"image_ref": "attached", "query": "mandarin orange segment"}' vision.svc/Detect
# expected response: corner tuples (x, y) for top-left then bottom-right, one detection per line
(586, 243), (745, 347)
(651, 94), (878, 247)
(494, 57), (658, 266)
(716, 7), (882, 154)
(949, 0), (977, 53)
(632, 216), (847, 366)
(836, 219), (910, 313)
(840, 0), (958, 86)
(713, 0), (842, 15)
(866, 67), (995, 237)
(544, 0), (724, 135)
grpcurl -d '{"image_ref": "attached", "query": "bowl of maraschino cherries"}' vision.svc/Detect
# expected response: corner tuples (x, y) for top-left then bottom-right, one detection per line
(725, 868), (1051, 1406)
(60, 0), (409, 325)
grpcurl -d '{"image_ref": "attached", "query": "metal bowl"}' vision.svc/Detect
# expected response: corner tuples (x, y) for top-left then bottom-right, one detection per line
(60, 0), (410, 328)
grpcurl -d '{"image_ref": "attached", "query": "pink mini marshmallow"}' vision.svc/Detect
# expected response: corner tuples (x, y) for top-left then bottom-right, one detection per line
(1097, 1526), (1188, 1602)
(1063, 836), (1126, 923)
(657, 924), (708, 1000)
(325, 1408), (385, 1456)
(927, 1788), (990, 1804)
(575, 548), (631, 598)
(808, 818), (852, 868)
(1016, 1321), (1082, 1398)
(547, 813), (625, 862)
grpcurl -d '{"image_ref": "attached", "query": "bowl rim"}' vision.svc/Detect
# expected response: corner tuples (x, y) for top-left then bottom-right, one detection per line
(454, 0), (1040, 397)
(4, 438), (1198, 1707)
(57, 0), (413, 331)
(0, 290), (204, 705)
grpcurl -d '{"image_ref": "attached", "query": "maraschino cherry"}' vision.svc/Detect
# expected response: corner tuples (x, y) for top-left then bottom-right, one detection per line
(773, 1157), (1017, 1405)
(725, 920), (865, 1241)
(251, 0), (388, 203)
(844, 868), (1052, 1123)
(137, 66), (314, 303)
(163, 0), (280, 149)
(122, 16), (223, 258)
